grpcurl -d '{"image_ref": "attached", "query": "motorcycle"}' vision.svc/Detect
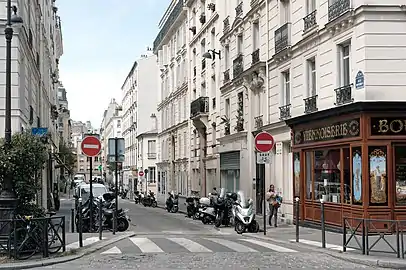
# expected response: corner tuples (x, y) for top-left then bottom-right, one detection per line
(185, 196), (200, 218)
(166, 191), (179, 213)
(120, 190), (128, 199)
(142, 191), (157, 207)
(232, 191), (259, 234)
(197, 196), (215, 224)
(213, 188), (237, 228)
(134, 191), (141, 204)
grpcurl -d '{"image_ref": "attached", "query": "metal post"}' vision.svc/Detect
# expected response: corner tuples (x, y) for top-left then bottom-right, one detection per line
(70, 208), (75, 233)
(320, 199), (326, 248)
(263, 173), (266, 236)
(89, 157), (93, 232)
(78, 201), (83, 247)
(98, 199), (102, 240)
(114, 138), (119, 227)
(112, 209), (116, 235)
(295, 197), (299, 242)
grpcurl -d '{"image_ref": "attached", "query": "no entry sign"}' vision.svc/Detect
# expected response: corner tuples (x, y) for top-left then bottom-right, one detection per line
(138, 171), (144, 177)
(81, 136), (101, 157)
(254, 132), (275, 153)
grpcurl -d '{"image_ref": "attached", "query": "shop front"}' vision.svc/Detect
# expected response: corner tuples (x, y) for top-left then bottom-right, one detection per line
(286, 102), (406, 229)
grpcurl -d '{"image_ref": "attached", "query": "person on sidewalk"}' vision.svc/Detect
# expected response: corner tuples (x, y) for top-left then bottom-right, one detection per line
(266, 184), (281, 227)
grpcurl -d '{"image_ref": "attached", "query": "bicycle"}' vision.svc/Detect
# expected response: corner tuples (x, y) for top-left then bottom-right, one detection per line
(7, 213), (64, 260)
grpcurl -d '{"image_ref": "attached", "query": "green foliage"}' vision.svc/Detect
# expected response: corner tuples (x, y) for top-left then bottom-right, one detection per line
(0, 131), (48, 217)
(57, 138), (76, 174)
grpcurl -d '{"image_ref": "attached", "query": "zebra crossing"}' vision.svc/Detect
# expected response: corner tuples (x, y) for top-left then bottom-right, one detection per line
(100, 236), (299, 255)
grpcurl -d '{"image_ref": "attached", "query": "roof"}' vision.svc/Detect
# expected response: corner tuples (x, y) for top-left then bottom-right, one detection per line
(136, 129), (158, 139)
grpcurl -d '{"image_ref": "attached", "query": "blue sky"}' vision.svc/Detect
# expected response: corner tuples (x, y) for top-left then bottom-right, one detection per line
(57, 0), (171, 128)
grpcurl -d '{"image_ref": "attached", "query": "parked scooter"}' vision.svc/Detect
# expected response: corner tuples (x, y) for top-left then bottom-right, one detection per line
(134, 190), (141, 204)
(185, 196), (200, 218)
(166, 191), (179, 213)
(232, 191), (259, 234)
(142, 190), (158, 207)
(213, 188), (237, 228)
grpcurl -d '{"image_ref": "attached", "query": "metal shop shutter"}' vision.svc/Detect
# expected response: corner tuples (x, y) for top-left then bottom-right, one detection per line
(220, 151), (240, 170)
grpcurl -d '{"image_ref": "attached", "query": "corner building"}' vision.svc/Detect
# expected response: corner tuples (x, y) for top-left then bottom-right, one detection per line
(274, 0), (406, 228)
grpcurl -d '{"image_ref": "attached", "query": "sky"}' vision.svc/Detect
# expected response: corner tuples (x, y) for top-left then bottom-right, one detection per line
(57, 0), (171, 128)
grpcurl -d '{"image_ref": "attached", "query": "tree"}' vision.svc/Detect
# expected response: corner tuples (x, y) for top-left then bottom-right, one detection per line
(0, 131), (48, 217)
(57, 138), (76, 175)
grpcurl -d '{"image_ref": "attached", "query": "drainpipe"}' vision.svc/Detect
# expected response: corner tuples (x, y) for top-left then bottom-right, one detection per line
(186, 4), (192, 197)
(266, 0), (270, 124)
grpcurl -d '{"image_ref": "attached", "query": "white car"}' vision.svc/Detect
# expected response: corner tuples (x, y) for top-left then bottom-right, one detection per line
(75, 183), (108, 202)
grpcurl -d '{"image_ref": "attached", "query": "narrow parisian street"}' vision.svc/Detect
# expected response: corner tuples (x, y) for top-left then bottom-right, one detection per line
(45, 199), (387, 269)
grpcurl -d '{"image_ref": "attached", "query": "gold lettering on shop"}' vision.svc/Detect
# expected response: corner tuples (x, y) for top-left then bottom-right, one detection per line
(303, 123), (348, 142)
(377, 119), (406, 134)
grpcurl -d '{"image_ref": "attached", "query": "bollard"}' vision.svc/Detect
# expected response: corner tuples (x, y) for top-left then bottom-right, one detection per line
(78, 201), (83, 248)
(320, 198), (326, 248)
(295, 197), (300, 243)
(112, 210), (116, 235)
(98, 199), (103, 240)
(71, 209), (75, 233)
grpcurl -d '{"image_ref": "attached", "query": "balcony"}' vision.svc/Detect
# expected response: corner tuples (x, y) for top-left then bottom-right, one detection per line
(304, 95), (318, 114)
(274, 23), (291, 54)
(223, 69), (230, 83)
(202, 58), (206, 71)
(254, 115), (263, 130)
(303, 10), (317, 32)
(328, 0), (351, 22)
(279, 104), (291, 120)
(223, 16), (230, 33)
(250, 0), (259, 8)
(235, 2), (243, 17)
(147, 153), (157, 159)
(233, 54), (244, 78)
(334, 85), (353, 106)
(191, 97), (209, 130)
(251, 49), (260, 65)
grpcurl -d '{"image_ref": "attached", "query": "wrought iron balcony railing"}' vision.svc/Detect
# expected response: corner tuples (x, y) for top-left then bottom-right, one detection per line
(190, 96), (209, 118)
(274, 23), (291, 54)
(334, 85), (353, 106)
(251, 49), (260, 65)
(279, 104), (291, 120)
(304, 95), (318, 114)
(224, 69), (230, 83)
(303, 10), (317, 32)
(235, 2), (243, 17)
(254, 115), (263, 130)
(233, 54), (244, 78)
(328, 0), (351, 22)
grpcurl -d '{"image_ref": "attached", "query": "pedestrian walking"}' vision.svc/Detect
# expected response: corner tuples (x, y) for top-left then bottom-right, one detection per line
(266, 184), (282, 227)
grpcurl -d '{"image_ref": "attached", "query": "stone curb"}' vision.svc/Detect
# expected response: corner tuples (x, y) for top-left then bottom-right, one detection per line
(0, 231), (136, 270)
(244, 233), (406, 269)
(156, 204), (188, 215)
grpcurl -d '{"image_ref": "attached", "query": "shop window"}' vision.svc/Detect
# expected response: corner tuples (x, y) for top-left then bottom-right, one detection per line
(343, 148), (351, 204)
(305, 152), (312, 200)
(352, 147), (362, 205)
(368, 146), (387, 205)
(395, 146), (406, 205)
(313, 149), (341, 203)
(294, 152), (300, 198)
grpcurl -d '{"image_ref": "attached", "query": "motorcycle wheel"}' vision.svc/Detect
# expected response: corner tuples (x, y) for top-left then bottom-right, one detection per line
(193, 212), (200, 220)
(253, 221), (260, 233)
(214, 214), (222, 228)
(172, 206), (178, 213)
(202, 215), (211, 224)
(117, 217), (130, 232)
(152, 201), (157, 208)
(235, 222), (245, 234)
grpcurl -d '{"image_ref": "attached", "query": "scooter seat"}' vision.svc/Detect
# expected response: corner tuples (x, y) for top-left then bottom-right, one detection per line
(104, 209), (113, 216)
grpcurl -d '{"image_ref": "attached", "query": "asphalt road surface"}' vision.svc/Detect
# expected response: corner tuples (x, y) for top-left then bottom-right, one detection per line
(45, 199), (389, 269)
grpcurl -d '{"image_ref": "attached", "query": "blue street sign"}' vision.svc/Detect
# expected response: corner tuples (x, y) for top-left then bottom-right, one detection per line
(355, 71), (364, 89)
(31, 127), (48, 136)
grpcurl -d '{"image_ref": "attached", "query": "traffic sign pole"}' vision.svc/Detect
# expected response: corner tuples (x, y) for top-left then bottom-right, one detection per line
(89, 156), (93, 232)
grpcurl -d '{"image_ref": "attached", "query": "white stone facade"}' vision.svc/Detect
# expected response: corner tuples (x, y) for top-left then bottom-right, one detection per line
(136, 129), (158, 195)
(154, 0), (190, 201)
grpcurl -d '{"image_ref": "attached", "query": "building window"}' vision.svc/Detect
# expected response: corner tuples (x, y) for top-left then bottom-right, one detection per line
(95, 157), (99, 162)
(307, 58), (316, 96)
(282, 71), (290, 105)
(183, 132), (187, 158)
(281, 0), (291, 24)
(313, 149), (341, 203)
(252, 22), (259, 50)
(237, 35), (243, 54)
(148, 167), (156, 183)
(306, 0), (316, 14)
(339, 43), (351, 86)
(225, 98), (230, 118)
(224, 45), (230, 69)
(148, 140), (156, 159)
(395, 146), (406, 205)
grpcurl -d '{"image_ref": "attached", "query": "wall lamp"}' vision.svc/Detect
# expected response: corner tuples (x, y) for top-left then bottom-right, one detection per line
(202, 49), (221, 60)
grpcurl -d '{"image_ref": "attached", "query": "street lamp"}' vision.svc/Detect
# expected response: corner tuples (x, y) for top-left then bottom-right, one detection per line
(202, 49), (221, 60)
(0, 2), (23, 217)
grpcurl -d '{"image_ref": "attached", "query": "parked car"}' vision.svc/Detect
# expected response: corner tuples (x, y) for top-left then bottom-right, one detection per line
(74, 183), (108, 206)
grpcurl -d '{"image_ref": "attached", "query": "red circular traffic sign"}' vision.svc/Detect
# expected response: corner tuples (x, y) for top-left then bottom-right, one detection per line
(138, 171), (144, 177)
(81, 136), (101, 157)
(254, 132), (275, 152)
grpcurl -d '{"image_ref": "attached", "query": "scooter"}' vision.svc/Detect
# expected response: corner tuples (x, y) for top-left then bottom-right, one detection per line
(166, 191), (179, 213)
(232, 191), (259, 234)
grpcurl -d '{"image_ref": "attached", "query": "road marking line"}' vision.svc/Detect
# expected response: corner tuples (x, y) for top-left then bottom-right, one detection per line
(256, 140), (273, 144)
(289, 239), (354, 251)
(204, 238), (258, 252)
(130, 237), (164, 253)
(240, 239), (297, 253)
(66, 237), (100, 250)
(167, 237), (212, 253)
(101, 246), (122, 254)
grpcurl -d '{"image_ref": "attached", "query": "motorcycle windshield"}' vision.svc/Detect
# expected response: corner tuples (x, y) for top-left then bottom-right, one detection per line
(219, 188), (226, 199)
(237, 191), (248, 208)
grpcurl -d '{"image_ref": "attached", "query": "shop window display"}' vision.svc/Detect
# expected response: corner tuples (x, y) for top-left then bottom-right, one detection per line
(294, 152), (300, 197)
(343, 148), (351, 204)
(305, 152), (312, 200)
(395, 146), (406, 205)
(313, 149), (341, 203)
(352, 147), (362, 204)
(368, 146), (387, 205)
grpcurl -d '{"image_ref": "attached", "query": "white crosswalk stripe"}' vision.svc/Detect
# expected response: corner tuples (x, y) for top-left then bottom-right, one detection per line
(129, 237), (164, 253)
(101, 237), (300, 255)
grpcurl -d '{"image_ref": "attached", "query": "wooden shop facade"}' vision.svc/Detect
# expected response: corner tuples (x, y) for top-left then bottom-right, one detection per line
(286, 102), (406, 229)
